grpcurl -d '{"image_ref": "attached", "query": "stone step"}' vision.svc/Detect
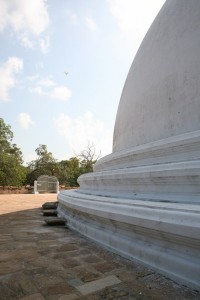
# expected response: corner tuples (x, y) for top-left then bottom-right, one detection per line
(44, 217), (65, 226)
(42, 201), (58, 210)
(42, 209), (57, 216)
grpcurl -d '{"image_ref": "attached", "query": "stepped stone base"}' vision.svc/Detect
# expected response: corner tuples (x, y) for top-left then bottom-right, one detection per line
(59, 0), (200, 290)
(58, 192), (200, 290)
(58, 131), (200, 291)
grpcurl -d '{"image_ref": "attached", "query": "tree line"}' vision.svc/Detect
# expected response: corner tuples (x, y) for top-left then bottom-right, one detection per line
(0, 118), (99, 188)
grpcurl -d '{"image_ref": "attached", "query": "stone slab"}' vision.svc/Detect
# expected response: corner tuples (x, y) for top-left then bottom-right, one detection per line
(67, 278), (84, 287)
(76, 275), (121, 295)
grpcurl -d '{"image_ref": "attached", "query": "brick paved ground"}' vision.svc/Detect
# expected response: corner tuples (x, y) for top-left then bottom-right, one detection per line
(0, 194), (199, 300)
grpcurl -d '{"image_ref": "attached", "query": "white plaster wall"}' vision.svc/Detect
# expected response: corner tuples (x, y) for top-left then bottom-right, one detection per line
(113, 0), (200, 152)
(58, 1), (200, 290)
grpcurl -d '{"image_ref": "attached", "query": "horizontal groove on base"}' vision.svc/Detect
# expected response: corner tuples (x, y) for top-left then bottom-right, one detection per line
(58, 191), (200, 290)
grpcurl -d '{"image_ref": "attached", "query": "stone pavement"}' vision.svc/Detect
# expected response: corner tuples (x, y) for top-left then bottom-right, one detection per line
(0, 194), (199, 300)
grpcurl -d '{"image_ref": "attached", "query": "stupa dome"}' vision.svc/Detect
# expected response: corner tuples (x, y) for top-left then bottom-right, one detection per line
(113, 0), (200, 152)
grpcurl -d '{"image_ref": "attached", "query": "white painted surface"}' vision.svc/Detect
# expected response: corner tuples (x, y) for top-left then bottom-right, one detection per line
(58, 0), (200, 291)
(113, 0), (200, 152)
(94, 130), (200, 172)
(58, 191), (200, 290)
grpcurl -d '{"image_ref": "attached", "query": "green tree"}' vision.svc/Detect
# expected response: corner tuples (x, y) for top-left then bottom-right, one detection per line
(58, 144), (101, 187)
(26, 143), (101, 187)
(0, 118), (26, 187)
(58, 157), (80, 187)
(26, 144), (59, 185)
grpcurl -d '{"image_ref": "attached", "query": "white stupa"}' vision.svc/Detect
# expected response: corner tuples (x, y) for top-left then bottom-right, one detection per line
(58, 0), (200, 290)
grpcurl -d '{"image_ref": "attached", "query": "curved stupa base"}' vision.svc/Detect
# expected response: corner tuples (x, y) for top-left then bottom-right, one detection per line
(58, 130), (200, 290)
(58, 192), (200, 290)
(58, 0), (200, 290)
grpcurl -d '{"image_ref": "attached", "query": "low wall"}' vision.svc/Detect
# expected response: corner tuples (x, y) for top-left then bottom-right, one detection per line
(0, 186), (33, 194)
(0, 186), (78, 194)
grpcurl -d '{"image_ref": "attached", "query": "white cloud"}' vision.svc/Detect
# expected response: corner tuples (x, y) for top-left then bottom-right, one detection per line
(0, 0), (49, 50)
(54, 111), (112, 156)
(66, 10), (78, 25)
(35, 62), (44, 71)
(20, 36), (34, 48)
(66, 10), (97, 33)
(29, 76), (72, 102)
(40, 35), (50, 53)
(30, 86), (43, 95)
(27, 74), (40, 82)
(23, 153), (37, 164)
(0, 57), (23, 102)
(51, 86), (72, 101)
(85, 17), (97, 32)
(38, 77), (56, 87)
(17, 112), (34, 129)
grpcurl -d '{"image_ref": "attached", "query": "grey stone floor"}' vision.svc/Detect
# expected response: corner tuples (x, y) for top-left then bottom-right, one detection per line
(0, 194), (199, 300)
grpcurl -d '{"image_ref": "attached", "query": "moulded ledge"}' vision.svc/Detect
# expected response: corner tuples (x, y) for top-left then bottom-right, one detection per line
(94, 130), (200, 172)
(57, 190), (200, 290)
(78, 160), (200, 204)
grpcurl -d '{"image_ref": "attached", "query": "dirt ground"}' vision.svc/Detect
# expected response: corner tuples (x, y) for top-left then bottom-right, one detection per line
(0, 194), (199, 300)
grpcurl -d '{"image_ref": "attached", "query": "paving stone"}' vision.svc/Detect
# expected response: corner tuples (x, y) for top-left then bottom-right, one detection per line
(67, 278), (84, 287)
(31, 272), (64, 290)
(12, 272), (38, 295)
(0, 279), (27, 300)
(81, 273), (101, 283)
(81, 255), (102, 264)
(78, 249), (91, 256)
(57, 243), (78, 252)
(53, 253), (69, 260)
(76, 275), (121, 295)
(27, 257), (55, 268)
(0, 195), (199, 300)
(14, 241), (37, 250)
(38, 239), (59, 246)
(115, 270), (137, 282)
(40, 282), (75, 296)
(20, 293), (46, 300)
(63, 250), (81, 258)
(50, 269), (77, 281)
(58, 295), (78, 300)
(99, 284), (137, 300)
(57, 237), (74, 243)
(93, 262), (119, 273)
(73, 267), (100, 283)
(0, 260), (22, 275)
(0, 250), (19, 261)
(61, 258), (80, 268)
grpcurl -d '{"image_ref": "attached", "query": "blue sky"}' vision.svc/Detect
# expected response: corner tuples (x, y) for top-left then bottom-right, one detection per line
(0, 0), (165, 164)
